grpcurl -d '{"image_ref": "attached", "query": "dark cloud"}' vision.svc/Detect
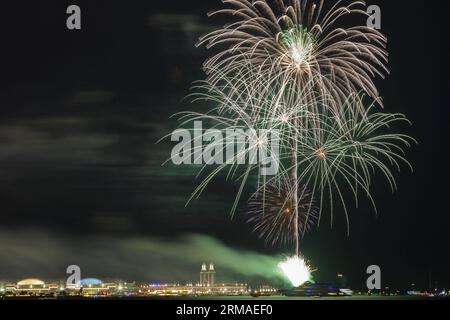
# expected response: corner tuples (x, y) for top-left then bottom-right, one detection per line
(65, 91), (116, 107)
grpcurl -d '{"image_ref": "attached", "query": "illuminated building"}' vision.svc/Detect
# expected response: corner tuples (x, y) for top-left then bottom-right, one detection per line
(142, 263), (248, 297)
(199, 263), (208, 286)
(7, 279), (59, 297)
(78, 278), (118, 297)
(208, 263), (216, 286)
(0, 263), (248, 298)
(0, 278), (138, 298)
(200, 263), (216, 286)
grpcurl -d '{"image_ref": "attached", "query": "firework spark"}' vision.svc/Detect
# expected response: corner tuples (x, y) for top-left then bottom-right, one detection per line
(297, 97), (416, 232)
(247, 178), (318, 247)
(170, 73), (415, 236)
(278, 255), (314, 287)
(163, 68), (322, 217)
(198, 0), (389, 118)
(163, 0), (414, 256)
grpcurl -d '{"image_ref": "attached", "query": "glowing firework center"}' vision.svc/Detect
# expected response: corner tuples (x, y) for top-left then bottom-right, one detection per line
(278, 256), (313, 287)
(279, 26), (316, 73)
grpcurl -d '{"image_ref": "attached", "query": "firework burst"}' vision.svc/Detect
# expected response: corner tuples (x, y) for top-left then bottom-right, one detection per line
(297, 96), (416, 232)
(163, 0), (415, 260)
(198, 0), (389, 117)
(163, 67), (323, 217)
(247, 178), (318, 247)
(170, 71), (415, 237)
(278, 255), (314, 287)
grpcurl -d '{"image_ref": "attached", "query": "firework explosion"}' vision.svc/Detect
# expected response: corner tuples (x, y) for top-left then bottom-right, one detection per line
(198, 0), (389, 118)
(171, 71), (414, 234)
(278, 255), (314, 287)
(297, 97), (415, 231)
(247, 178), (318, 247)
(165, 0), (415, 286)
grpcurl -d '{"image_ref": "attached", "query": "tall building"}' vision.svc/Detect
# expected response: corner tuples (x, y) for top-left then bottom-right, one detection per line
(200, 263), (208, 286)
(208, 263), (216, 286)
(199, 263), (216, 287)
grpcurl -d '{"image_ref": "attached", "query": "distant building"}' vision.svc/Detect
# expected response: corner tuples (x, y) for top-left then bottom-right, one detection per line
(0, 263), (249, 298)
(200, 263), (216, 286)
(142, 263), (248, 297)
(6, 279), (59, 297)
(200, 263), (208, 286)
(78, 278), (121, 297)
(208, 263), (216, 286)
(197, 263), (247, 295)
(0, 278), (137, 298)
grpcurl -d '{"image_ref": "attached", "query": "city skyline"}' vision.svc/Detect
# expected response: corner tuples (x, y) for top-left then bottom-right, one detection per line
(1, 261), (444, 299)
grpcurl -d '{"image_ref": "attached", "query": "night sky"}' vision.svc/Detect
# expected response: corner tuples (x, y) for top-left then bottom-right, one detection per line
(0, 0), (449, 290)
